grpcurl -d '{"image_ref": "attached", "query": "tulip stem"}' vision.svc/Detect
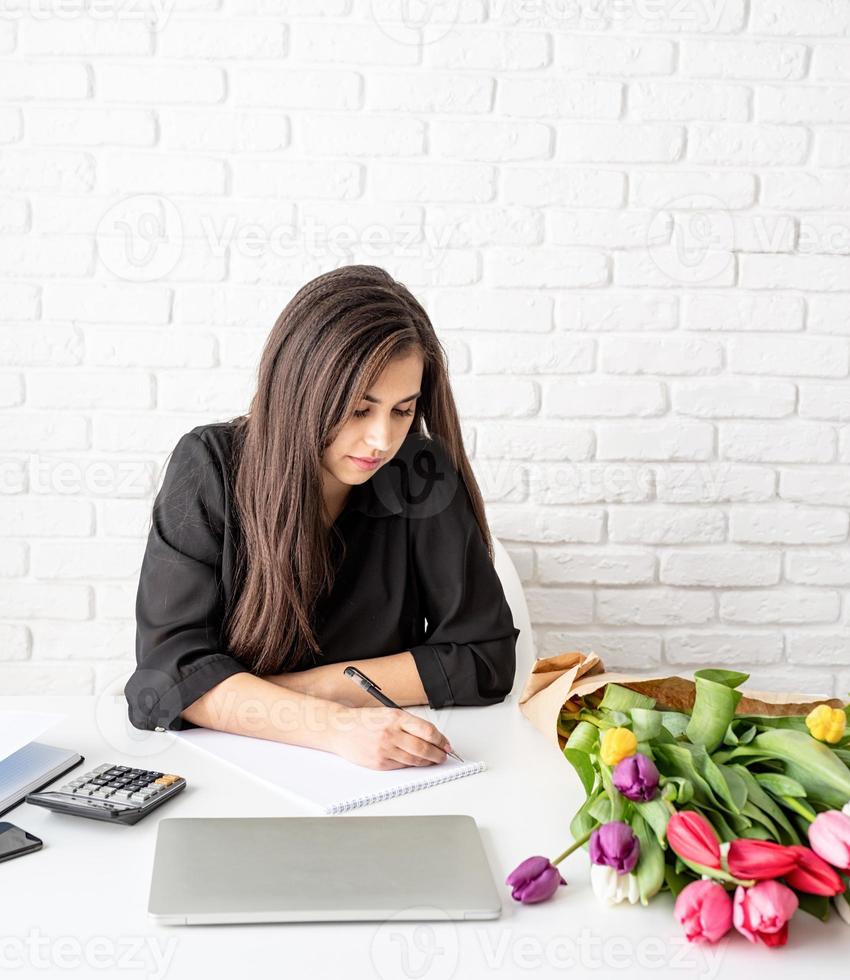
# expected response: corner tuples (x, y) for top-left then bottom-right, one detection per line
(780, 794), (817, 822)
(551, 828), (595, 867)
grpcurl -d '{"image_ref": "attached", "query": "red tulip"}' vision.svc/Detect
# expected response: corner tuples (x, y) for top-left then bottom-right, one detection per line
(784, 845), (845, 896)
(666, 811), (721, 869)
(726, 839), (796, 881)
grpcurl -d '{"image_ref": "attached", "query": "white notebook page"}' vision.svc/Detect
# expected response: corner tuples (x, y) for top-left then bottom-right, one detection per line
(177, 726), (485, 813)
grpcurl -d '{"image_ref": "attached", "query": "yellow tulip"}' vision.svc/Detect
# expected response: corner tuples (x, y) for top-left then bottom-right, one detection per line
(600, 727), (638, 766)
(806, 704), (846, 744)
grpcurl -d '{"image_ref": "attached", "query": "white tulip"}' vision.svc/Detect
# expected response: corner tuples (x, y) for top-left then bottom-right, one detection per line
(590, 864), (641, 906)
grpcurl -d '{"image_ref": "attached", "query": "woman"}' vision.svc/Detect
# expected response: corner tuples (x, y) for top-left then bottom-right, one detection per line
(125, 265), (520, 771)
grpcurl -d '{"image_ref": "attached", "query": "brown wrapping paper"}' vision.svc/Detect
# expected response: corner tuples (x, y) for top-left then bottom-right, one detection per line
(518, 650), (848, 752)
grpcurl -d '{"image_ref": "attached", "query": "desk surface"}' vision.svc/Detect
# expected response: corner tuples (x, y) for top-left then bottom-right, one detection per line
(1, 692), (846, 979)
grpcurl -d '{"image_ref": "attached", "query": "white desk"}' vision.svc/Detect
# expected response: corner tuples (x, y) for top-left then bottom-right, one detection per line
(1, 693), (845, 979)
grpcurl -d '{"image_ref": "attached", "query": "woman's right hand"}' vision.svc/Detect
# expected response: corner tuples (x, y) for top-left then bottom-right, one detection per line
(328, 705), (453, 770)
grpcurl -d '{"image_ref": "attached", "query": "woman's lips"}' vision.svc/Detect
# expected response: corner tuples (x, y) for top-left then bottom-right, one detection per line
(348, 456), (382, 470)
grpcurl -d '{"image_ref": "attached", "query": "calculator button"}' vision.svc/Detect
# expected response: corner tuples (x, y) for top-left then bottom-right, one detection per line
(154, 775), (179, 786)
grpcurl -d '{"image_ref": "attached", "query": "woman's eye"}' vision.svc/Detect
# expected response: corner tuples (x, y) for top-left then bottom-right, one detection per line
(352, 407), (415, 419)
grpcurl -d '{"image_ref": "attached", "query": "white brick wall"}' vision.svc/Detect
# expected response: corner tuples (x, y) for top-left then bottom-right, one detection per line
(1, 0), (849, 699)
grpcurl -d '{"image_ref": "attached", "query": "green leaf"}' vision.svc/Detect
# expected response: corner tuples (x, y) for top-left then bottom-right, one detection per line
(589, 796), (613, 824)
(598, 683), (656, 713)
(748, 729), (850, 809)
(631, 708), (663, 742)
(796, 892), (830, 922)
(632, 813), (665, 906)
(570, 792), (601, 841)
(633, 798), (671, 847)
(730, 765), (801, 845)
(755, 773), (807, 798)
(663, 862), (694, 899)
(687, 669), (745, 753)
(660, 712), (690, 738)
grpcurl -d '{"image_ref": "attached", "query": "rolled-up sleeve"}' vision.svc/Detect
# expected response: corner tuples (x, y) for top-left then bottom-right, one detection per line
(124, 432), (248, 732)
(407, 459), (520, 708)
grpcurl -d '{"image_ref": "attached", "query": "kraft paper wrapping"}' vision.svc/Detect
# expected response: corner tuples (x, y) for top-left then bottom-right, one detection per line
(518, 650), (848, 752)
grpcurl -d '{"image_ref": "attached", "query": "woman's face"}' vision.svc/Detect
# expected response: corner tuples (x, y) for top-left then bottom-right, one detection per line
(322, 350), (424, 488)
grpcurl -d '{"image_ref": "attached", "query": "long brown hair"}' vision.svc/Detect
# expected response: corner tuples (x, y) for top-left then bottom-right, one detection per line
(223, 265), (494, 676)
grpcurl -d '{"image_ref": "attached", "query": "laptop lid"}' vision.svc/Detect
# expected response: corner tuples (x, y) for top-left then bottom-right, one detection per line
(148, 814), (502, 924)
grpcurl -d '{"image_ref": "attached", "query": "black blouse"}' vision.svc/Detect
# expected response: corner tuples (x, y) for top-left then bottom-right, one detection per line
(124, 422), (520, 732)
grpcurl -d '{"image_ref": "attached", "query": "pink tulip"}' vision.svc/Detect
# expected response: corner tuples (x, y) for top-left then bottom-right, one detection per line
(733, 881), (798, 948)
(808, 810), (850, 872)
(674, 880), (733, 944)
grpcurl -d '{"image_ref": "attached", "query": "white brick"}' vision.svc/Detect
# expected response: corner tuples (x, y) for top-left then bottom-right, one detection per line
(0, 62), (90, 100)
(787, 633), (850, 664)
(532, 463), (653, 504)
(786, 552), (850, 586)
(160, 109), (290, 152)
(539, 549), (655, 585)
(797, 213), (850, 255)
(157, 370), (254, 412)
(371, 161), (493, 203)
(424, 205), (542, 247)
(0, 497), (92, 536)
(600, 336), (722, 375)
(762, 173), (850, 209)
(25, 107), (156, 147)
(0, 664), (93, 693)
(598, 422), (715, 460)
(558, 292), (678, 332)
(0, 237), (94, 277)
(425, 27), (549, 71)
(0, 151), (94, 192)
(525, 588), (593, 625)
(630, 82), (749, 122)
(233, 159), (363, 199)
(0, 625), (30, 661)
(758, 85), (850, 123)
(503, 168), (624, 207)
(97, 64), (225, 104)
(660, 550), (780, 586)
(721, 422), (835, 463)
(486, 505), (605, 544)
(42, 283), (171, 325)
(799, 383), (850, 420)
(0, 415), (88, 451)
(453, 377), (537, 418)
(95, 583), (136, 619)
(751, 0), (850, 36)
(0, 108), (22, 145)
(556, 36), (674, 76)
(486, 247), (608, 288)
(30, 621), (135, 661)
(631, 171), (756, 209)
(28, 371), (153, 409)
(808, 295), (850, 335)
(0, 324), (81, 366)
(597, 589), (714, 627)
(0, 374), (23, 407)
(730, 505), (848, 544)
(476, 424), (593, 461)
(92, 414), (191, 455)
(614, 250), (735, 289)
(233, 68), (361, 109)
(431, 121), (551, 161)
(689, 124), (808, 165)
(159, 19), (287, 58)
(720, 589), (840, 624)
(557, 123), (683, 162)
(291, 22), (417, 65)
(29, 454), (155, 499)
(666, 631), (783, 664)
(498, 79), (621, 119)
(541, 632), (663, 668)
(0, 542), (27, 577)
(682, 292), (804, 332)
(430, 289), (552, 332)
(301, 114), (424, 156)
(812, 43), (850, 80)
(546, 380), (665, 418)
(680, 39), (806, 80)
(31, 542), (142, 580)
(0, 583), (91, 620)
(84, 328), (216, 369)
(98, 499), (156, 538)
(728, 334), (848, 376)
(815, 131), (850, 167)
(673, 380), (796, 418)
(656, 463), (776, 503)
(21, 19), (151, 55)
(780, 468), (850, 506)
(608, 506), (725, 544)
(549, 209), (666, 249)
(0, 284), (38, 321)
(364, 71), (492, 113)
(472, 335), (593, 374)
(98, 152), (227, 196)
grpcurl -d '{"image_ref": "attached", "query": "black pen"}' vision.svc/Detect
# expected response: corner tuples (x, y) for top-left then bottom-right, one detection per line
(343, 665), (465, 763)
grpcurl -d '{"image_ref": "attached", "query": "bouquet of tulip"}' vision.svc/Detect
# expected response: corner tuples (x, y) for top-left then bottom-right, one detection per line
(508, 652), (850, 948)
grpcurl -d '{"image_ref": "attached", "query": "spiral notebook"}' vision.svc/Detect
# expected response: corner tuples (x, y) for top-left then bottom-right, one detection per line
(177, 726), (485, 814)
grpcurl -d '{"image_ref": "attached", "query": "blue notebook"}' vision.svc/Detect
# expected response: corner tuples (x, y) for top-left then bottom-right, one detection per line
(0, 742), (84, 818)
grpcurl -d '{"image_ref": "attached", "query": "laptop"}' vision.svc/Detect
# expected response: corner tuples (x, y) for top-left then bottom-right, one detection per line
(148, 814), (502, 924)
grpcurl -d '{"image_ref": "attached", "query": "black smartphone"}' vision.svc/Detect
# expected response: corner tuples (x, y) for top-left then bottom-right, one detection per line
(0, 822), (43, 864)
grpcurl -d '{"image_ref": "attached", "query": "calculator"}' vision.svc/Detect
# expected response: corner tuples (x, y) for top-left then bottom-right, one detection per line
(25, 764), (187, 825)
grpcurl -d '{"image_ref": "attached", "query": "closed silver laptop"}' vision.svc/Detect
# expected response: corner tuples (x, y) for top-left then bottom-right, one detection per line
(148, 814), (502, 924)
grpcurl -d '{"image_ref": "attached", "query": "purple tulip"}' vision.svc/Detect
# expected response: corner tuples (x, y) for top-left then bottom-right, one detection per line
(612, 752), (660, 803)
(505, 855), (567, 904)
(590, 821), (640, 875)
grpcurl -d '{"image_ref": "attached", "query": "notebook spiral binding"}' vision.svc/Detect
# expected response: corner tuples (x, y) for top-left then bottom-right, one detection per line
(326, 761), (486, 814)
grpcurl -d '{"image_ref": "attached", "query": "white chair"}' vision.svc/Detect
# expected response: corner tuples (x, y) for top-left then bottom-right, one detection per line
(491, 535), (537, 700)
